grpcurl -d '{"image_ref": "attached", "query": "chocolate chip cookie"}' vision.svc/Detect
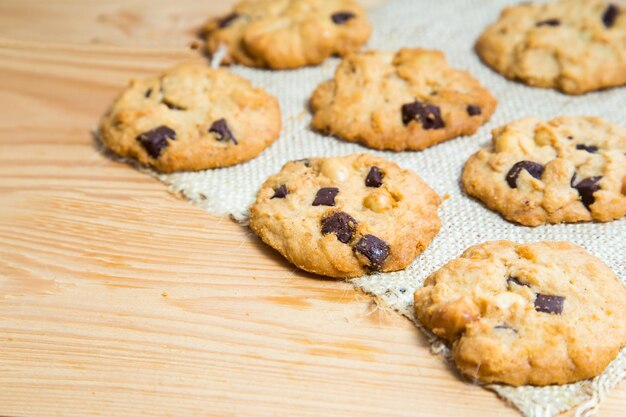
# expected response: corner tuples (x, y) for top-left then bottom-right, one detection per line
(462, 116), (626, 226)
(204, 0), (371, 69)
(249, 154), (442, 278)
(310, 48), (497, 151)
(99, 62), (281, 173)
(414, 240), (626, 386)
(476, 0), (626, 94)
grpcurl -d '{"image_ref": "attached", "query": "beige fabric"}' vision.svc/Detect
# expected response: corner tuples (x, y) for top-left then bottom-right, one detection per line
(143, 1), (625, 415)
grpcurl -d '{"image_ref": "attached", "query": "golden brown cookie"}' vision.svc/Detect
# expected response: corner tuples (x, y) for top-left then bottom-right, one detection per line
(414, 240), (626, 386)
(462, 116), (626, 226)
(476, 0), (626, 94)
(249, 154), (442, 278)
(99, 62), (281, 173)
(310, 48), (497, 151)
(205, 0), (371, 69)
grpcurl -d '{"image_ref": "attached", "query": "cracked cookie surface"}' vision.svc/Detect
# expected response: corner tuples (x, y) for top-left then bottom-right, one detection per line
(414, 240), (626, 386)
(476, 0), (626, 94)
(249, 154), (441, 278)
(310, 48), (497, 151)
(99, 62), (281, 173)
(205, 0), (371, 69)
(462, 116), (626, 226)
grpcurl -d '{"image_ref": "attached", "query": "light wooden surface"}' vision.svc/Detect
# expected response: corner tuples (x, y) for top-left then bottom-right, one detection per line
(0, 1), (623, 416)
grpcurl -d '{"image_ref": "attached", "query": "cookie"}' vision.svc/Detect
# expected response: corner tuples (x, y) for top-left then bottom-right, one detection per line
(249, 154), (441, 278)
(476, 0), (626, 94)
(204, 0), (371, 69)
(99, 62), (281, 173)
(462, 116), (626, 226)
(414, 240), (626, 386)
(310, 48), (497, 151)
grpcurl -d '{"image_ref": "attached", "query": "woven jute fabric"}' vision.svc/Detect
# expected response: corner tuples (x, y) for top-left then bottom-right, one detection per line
(139, 1), (626, 415)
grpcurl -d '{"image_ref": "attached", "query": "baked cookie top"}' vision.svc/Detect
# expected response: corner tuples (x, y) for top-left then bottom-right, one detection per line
(204, 0), (371, 69)
(99, 62), (281, 173)
(310, 48), (497, 151)
(249, 154), (441, 278)
(414, 240), (626, 386)
(462, 116), (626, 226)
(476, 0), (626, 95)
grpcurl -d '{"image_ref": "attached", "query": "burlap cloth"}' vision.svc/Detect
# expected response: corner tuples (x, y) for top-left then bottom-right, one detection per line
(132, 0), (626, 415)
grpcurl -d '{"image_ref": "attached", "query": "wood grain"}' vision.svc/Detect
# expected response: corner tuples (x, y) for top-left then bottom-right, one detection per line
(0, 1), (623, 416)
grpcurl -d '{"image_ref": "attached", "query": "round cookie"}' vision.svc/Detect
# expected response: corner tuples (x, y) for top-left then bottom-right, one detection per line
(249, 154), (442, 278)
(476, 0), (626, 95)
(414, 240), (626, 386)
(310, 48), (497, 151)
(99, 62), (281, 173)
(462, 116), (626, 226)
(204, 0), (371, 69)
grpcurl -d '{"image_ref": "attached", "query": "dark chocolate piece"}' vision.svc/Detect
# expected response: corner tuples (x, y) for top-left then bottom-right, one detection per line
(321, 212), (357, 243)
(602, 4), (619, 28)
(136, 125), (176, 158)
(365, 166), (383, 188)
(574, 176), (602, 209)
(163, 98), (186, 110)
(536, 18), (560, 27)
(271, 185), (288, 199)
(209, 119), (237, 144)
(312, 187), (339, 206)
(466, 104), (482, 116)
(331, 11), (356, 24)
(354, 234), (390, 270)
(575, 144), (599, 153)
(534, 294), (565, 314)
(401, 100), (445, 130)
(506, 161), (544, 188)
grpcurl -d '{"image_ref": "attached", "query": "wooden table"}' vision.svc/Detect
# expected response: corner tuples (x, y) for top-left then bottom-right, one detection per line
(0, 1), (623, 416)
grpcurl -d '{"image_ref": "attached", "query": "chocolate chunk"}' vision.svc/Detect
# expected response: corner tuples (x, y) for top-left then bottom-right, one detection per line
(144, 88), (152, 98)
(331, 11), (355, 24)
(209, 119), (237, 144)
(163, 98), (186, 111)
(574, 176), (602, 209)
(536, 18), (560, 27)
(312, 187), (339, 206)
(219, 13), (239, 28)
(506, 161), (544, 188)
(136, 125), (176, 158)
(271, 185), (288, 199)
(576, 144), (599, 153)
(321, 212), (357, 243)
(354, 234), (390, 270)
(466, 105), (482, 116)
(534, 294), (565, 314)
(401, 100), (445, 130)
(602, 4), (619, 28)
(365, 166), (383, 188)
(507, 276), (530, 288)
